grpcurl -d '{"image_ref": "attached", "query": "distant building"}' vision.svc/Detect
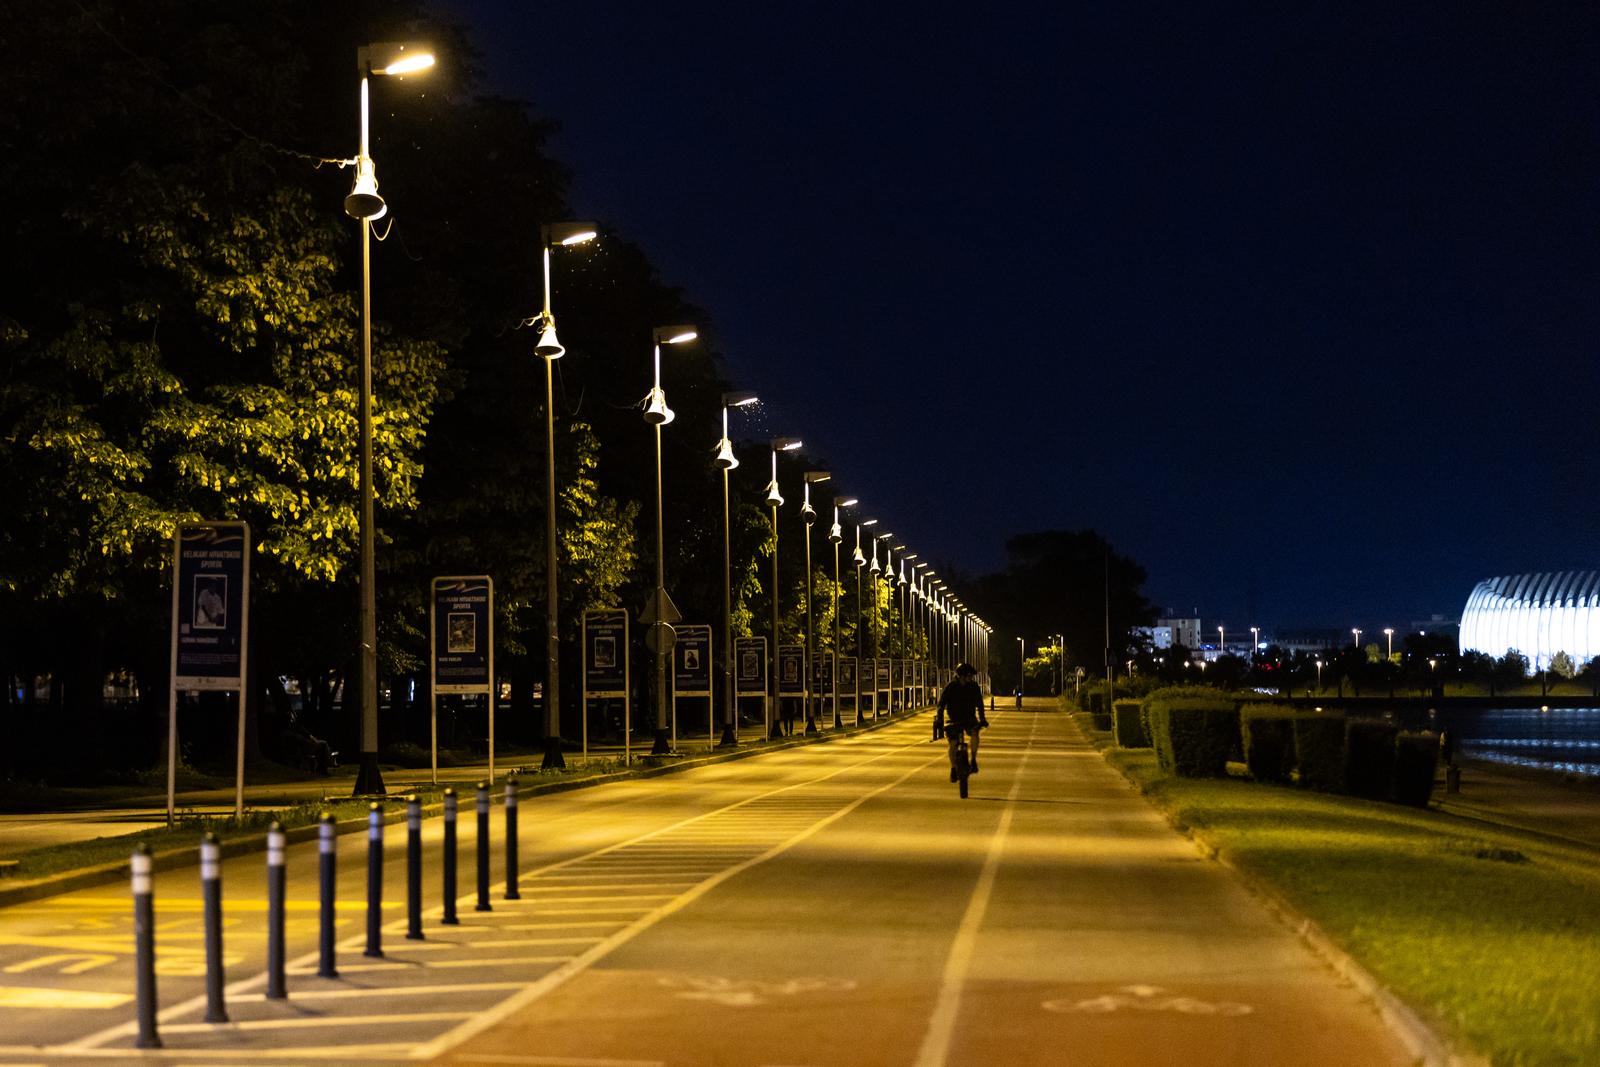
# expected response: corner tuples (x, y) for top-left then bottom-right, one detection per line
(1158, 617), (1203, 650)
(1459, 572), (1600, 667)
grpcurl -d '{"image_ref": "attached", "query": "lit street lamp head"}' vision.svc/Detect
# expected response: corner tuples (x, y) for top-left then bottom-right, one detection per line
(544, 221), (599, 247)
(358, 42), (436, 76)
(653, 325), (699, 346)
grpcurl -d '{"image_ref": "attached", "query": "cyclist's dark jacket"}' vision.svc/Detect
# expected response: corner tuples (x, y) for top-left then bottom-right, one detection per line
(936, 678), (987, 733)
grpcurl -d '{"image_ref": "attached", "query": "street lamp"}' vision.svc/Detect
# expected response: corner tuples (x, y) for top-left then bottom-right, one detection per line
(1384, 627), (1395, 662)
(1315, 658), (1324, 692)
(829, 496), (856, 727)
(644, 325), (697, 755)
(801, 471), (830, 734)
(1018, 636), (1026, 701)
(1353, 627), (1362, 650)
(1249, 626), (1259, 663)
(1218, 624), (1225, 659)
(767, 439), (803, 740)
(531, 221), (598, 771)
(346, 41), (435, 797)
(855, 518), (875, 720)
(714, 391), (759, 747)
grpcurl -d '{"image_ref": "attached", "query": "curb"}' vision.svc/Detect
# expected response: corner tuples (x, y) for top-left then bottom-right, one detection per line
(1082, 721), (1487, 1067)
(0, 707), (927, 910)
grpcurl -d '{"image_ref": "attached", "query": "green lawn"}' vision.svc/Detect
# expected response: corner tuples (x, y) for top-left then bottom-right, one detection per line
(1103, 735), (1600, 1067)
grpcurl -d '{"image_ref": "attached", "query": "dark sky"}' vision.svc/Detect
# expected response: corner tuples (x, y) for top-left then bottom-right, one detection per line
(439, 0), (1600, 636)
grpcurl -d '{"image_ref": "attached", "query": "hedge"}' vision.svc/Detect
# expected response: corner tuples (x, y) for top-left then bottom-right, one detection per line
(1293, 712), (1347, 792)
(1147, 696), (1238, 777)
(1345, 719), (1400, 801)
(1392, 731), (1440, 807)
(1113, 699), (1150, 747)
(1239, 703), (1296, 783)
(1140, 686), (1224, 747)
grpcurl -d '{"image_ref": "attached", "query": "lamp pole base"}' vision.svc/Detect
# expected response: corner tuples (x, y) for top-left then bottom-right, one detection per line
(650, 728), (671, 755)
(540, 736), (566, 770)
(352, 753), (386, 796)
(804, 715), (817, 735)
(716, 724), (738, 747)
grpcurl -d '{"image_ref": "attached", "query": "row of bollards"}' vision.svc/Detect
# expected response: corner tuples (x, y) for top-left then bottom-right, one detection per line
(130, 778), (521, 1048)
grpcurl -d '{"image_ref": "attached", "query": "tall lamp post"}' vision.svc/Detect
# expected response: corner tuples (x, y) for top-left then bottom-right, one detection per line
(801, 472), (831, 733)
(532, 221), (598, 770)
(829, 496), (856, 727)
(854, 518), (873, 719)
(1249, 626), (1259, 665)
(1353, 627), (1362, 651)
(895, 551), (907, 709)
(714, 391), (759, 747)
(767, 440), (804, 739)
(870, 530), (889, 716)
(344, 41), (435, 797)
(1017, 636), (1026, 700)
(643, 325), (697, 755)
(1383, 627), (1394, 662)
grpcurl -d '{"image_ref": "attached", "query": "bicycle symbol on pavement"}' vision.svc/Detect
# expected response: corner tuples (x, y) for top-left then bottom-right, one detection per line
(1043, 984), (1253, 1017)
(658, 973), (857, 1007)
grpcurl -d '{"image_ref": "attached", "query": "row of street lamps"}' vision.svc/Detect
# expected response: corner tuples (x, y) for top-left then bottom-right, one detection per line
(339, 41), (992, 792)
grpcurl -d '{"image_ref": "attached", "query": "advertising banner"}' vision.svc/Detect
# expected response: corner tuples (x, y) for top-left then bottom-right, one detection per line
(840, 656), (858, 695)
(735, 637), (768, 694)
(777, 644), (805, 695)
(431, 576), (492, 694)
(173, 523), (250, 690)
(876, 658), (890, 690)
(583, 610), (629, 697)
(673, 624), (713, 696)
(891, 658), (904, 689)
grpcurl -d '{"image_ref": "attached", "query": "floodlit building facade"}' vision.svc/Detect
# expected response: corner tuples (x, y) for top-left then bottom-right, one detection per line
(1458, 572), (1600, 667)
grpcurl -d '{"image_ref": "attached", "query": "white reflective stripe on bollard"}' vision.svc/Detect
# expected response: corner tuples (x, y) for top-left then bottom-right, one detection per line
(200, 840), (220, 881)
(320, 822), (335, 853)
(370, 810), (383, 839)
(131, 850), (153, 895)
(267, 831), (286, 866)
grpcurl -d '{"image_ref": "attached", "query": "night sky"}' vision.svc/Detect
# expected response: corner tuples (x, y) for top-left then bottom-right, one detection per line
(440, 1), (1600, 635)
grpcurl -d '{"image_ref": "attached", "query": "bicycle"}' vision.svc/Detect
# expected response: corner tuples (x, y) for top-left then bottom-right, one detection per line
(952, 730), (972, 799)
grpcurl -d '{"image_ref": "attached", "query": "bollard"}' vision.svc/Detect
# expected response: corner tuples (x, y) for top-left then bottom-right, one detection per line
(406, 795), (424, 940)
(265, 822), (287, 999)
(475, 782), (491, 912)
(132, 843), (160, 1049)
(1447, 764), (1462, 794)
(201, 833), (227, 1023)
(441, 789), (458, 925)
(317, 813), (337, 978)
(365, 802), (384, 958)
(504, 777), (520, 900)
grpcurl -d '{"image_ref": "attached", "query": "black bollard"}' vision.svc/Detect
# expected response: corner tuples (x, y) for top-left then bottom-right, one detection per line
(504, 777), (520, 900)
(201, 833), (227, 1023)
(441, 789), (458, 925)
(406, 795), (424, 940)
(132, 843), (160, 1049)
(475, 782), (491, 912)
(365, 802), (384, 958)
(265, 822), (287, 999)
(317, 813), (337, 978)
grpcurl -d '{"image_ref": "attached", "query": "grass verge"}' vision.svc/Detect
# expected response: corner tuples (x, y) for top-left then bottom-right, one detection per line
(1086, 709), (1600, 1067)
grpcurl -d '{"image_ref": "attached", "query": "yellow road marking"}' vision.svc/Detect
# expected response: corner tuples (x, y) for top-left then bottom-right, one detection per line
(0, 985), (131, 1009)
(3, 954), (116, 975)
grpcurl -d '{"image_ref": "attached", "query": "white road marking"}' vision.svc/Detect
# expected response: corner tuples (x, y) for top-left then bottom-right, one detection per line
(230, 982), (522, 1001)
(450, 1054), (665, 1066)
(913, 715), (1035, 1067)
(409, 746), (944, 1061)
(157, 1011), (473, 1033)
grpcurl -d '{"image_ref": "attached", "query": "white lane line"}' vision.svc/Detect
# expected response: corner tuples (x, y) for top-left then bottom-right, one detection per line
(912, 716), (1036, 1067)
(509, 882), (699, 892)
(410, 748), (944, 1061)
(159, 1012), (474, 1033)
(441, 937), (602, 949)
(0, 1044), (415, 1060)
(448, 919), (626, 931)
(230, 982), (523, 1001)
(423, 955), (576, 969)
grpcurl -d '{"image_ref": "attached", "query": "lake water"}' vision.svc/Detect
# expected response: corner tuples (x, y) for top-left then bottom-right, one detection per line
(1406, 707), (1600, 777)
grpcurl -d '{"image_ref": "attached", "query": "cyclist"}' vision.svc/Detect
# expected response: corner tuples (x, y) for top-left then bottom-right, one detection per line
(935, 663), (988, 780)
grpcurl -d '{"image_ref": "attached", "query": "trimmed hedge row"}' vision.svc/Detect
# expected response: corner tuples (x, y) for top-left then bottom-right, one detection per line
(1129, 690), (1439, 809)
(1112, 699), (1149, 747)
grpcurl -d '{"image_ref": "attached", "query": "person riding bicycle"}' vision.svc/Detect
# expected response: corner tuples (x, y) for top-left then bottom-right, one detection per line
(935, 663), (988, 780)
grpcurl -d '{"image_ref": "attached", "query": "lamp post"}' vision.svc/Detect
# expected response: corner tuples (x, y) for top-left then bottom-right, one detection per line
(345, 41), (435, 797)
(855, 519), (874, 720)
(1384, 627), (1394, 662)
(829, 497), (856, 727)
(767, 440), (803, 740)
(801, 472), (830, 733)
(531, 221), (598, 770)
(1353, 627), (1362, 651)
(1249, 626), (1259, 664)
(1315, 659), (1323, 692)
(870, 530), (889, 716)
(714, 392), (759, 747)
(1018, 636), (1026, 700)
(1218, 625), (1225, 660)
(895, 551), (907, 709)
(643, 325), (697, 755)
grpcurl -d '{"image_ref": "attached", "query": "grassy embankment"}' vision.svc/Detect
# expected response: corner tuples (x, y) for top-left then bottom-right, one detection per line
(1079, 710), (1600, 1067)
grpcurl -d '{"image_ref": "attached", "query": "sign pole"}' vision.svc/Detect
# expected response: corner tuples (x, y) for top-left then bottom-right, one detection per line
(488, 580), (496, 783)
(428, 591), (438, 785)
(233, 542), (250, 819)
(581, 613), (589, 766)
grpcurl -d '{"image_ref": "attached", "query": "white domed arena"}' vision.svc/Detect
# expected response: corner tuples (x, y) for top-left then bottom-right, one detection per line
(1459, 572), (1600, 665)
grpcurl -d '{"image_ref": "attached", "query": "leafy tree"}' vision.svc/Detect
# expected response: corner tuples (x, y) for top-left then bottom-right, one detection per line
(1550, 650), (1576, 680)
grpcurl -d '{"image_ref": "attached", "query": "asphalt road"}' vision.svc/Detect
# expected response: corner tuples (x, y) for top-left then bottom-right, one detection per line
(0, 701), (1418, 1066)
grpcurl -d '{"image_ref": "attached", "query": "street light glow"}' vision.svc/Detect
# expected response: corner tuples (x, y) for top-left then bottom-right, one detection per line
(654, 326), (698, 345)
(775, 438), (804, 452)
(723, 391), (760, 407)
(379, 53), (436, 76)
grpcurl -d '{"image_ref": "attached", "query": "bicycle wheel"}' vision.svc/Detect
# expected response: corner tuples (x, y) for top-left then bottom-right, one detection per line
(957, 742), (969, 798)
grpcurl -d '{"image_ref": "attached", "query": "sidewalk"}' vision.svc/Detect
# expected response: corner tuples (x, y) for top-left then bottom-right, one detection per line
(0, 708), (917, 860)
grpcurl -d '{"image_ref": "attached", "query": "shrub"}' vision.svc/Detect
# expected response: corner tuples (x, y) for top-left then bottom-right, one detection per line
(1147, 696), (1238, 777)
(1088, 690), (1104, 714)
(1113, 699), (1150, 747)
(1140, 686), (1223, 745)
(1345, 719), (1400, 800)
(1239, 703), (1296, 783)
(1392, 731), (1440, 807)
(1293, 712), (1347, 792)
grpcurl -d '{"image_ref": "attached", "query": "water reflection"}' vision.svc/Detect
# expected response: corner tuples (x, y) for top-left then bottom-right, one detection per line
(1417, 707), (1600, 777)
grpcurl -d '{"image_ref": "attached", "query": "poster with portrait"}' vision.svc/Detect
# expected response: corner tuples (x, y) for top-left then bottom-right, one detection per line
(432, 576), (493, 694)
(673, 624), (713, 696)
(584, 610), (629, 696)
(173, 523), (249, 691)
(777, 644), (805, 696)
(735, 637), (768, 694)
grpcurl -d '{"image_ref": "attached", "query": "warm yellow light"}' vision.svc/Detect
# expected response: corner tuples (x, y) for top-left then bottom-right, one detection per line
(777, 439), (803, 452)
(381, 53), (436, 76)
(663, 330), (697, 345)
(560, 230), (598, 246)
